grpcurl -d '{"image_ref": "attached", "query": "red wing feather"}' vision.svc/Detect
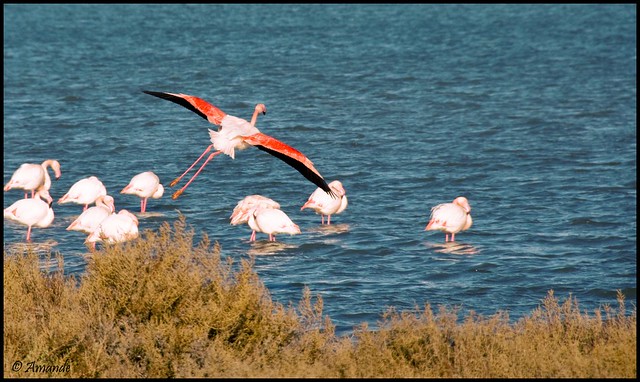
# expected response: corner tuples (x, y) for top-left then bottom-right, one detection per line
(143, 90), (226, 125)
(243, 133), (335, 197)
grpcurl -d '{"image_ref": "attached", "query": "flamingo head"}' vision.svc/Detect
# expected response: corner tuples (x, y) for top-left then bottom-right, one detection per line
(42, 159), (62, 179)
(51, 160), (62, 179)
(255, 103), (267, 115)
(152, 184), (164, 199)
(453, 196), (471, 214)
(329, 180), (346, 197)
(36, 188), (54, 205)
(101, 195), (116, 213)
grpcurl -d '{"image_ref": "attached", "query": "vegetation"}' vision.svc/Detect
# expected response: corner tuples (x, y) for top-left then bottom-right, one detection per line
(4, 217), (636, 378)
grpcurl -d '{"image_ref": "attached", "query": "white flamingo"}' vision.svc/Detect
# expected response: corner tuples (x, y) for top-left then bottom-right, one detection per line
(230, 194), (281, 241)
(85, 209), (139, 248)
(58, 176), (107, 211)
(301, 180), (348, 225)
(248, 207), (301, 242)
(425, 196), (473, 242)
(66, 195), (116, 249)
(4, 159), (61, 200)
(4, 188), (55, 242)
(120, 171), (164, 213)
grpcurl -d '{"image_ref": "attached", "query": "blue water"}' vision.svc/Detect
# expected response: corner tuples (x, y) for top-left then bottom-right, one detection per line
(4, 4), (636, 335)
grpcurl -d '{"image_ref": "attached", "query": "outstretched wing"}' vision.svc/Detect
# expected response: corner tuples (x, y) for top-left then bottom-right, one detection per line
(143, 90), (226, 125)
(243, 133), (335, 197)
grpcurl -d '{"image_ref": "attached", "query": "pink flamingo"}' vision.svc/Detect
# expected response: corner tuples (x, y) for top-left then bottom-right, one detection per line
(230, 194), (281, 241)
(301, 180), (348, 225)
(425, 196), (473, 242)
(4, 159), (61, 199)
(85, 209), (139, 248)
(120, 171), (164, 213)
(4, 188), (55, 242)
(248, 207), (301, 242)
(143, 91), (334, 200)
(58, 176), (107, 211)
(67, 195), (116, 249)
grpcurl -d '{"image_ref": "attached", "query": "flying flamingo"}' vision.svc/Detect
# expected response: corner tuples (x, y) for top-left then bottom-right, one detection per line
(85, 209), (139, 248)
(301, 180), (348, 225)
(425, 196), (473, 242)
(58, 176), (107, 211)
(230, 194), (281, 241)
(4, 159), (61, 200)
(143, 90), (334, 200)
(4, 188), (55, 242)
(67, 194), (116, 249)
(248, 207), (301, 242)
(120, 171), (164, 213)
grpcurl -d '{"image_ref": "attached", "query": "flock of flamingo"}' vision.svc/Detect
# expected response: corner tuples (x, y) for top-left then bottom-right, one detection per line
(4, 91), (472, 249)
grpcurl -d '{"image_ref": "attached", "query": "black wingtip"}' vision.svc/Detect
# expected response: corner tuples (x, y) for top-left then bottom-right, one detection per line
(253, 145), (336, 198)
(322, 183), (338, 199)
(142, 90), (209, 121)
(143, 90), (164, 97)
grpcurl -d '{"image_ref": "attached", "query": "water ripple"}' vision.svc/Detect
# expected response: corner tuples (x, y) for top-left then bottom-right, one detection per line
(4, 4), (636, 334)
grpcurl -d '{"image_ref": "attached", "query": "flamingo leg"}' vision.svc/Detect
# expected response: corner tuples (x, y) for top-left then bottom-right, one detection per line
(250, 230), (256, 242)
(172, 151), (222, 199)
(451, 233), (456, 242)
(445, 234), (450, 242)
(269, 234), (275, 242)
(83, 204), (89, 212)
(321, 215), (325, 225)
(169, 144), (213, 187)
(141, 197), (148, 213)
(327, 215), (331, 225)
(26, 226), (32, 242)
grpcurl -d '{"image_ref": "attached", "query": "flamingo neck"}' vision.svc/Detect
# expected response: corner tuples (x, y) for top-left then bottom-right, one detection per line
(250, 110), (260, 126)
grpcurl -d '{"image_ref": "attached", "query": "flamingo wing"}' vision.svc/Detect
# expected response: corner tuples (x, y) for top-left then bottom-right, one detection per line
(143, 90), (226, 125)
(4, 164), (45, 192)
(243, 132), (334, 197)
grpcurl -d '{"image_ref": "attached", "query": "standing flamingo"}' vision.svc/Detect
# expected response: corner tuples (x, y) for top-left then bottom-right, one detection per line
(58, 176), (107, 211)
(425, 196), (473, 242)
(301, 180), (348, 225)
(4, 188), (55, 242)
(66, 195), (116, 249)
(120, 171), (164, 213)
(248, 207), (301, 242)
(4, 159), (61, 200)
(85, 209), (139, 248)
(143, 90), (334, 199)
(230, 194), (281, 241)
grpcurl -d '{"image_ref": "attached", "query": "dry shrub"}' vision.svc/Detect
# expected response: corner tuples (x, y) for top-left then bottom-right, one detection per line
(504, 290), (637, 378)
(3, 216), (636, 378)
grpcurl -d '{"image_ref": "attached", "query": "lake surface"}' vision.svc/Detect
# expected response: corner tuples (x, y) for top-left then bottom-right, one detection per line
(4, 4), (636, 335)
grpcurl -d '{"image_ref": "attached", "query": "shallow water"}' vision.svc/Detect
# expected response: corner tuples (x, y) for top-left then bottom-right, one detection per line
(4, 4), (636, 335)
